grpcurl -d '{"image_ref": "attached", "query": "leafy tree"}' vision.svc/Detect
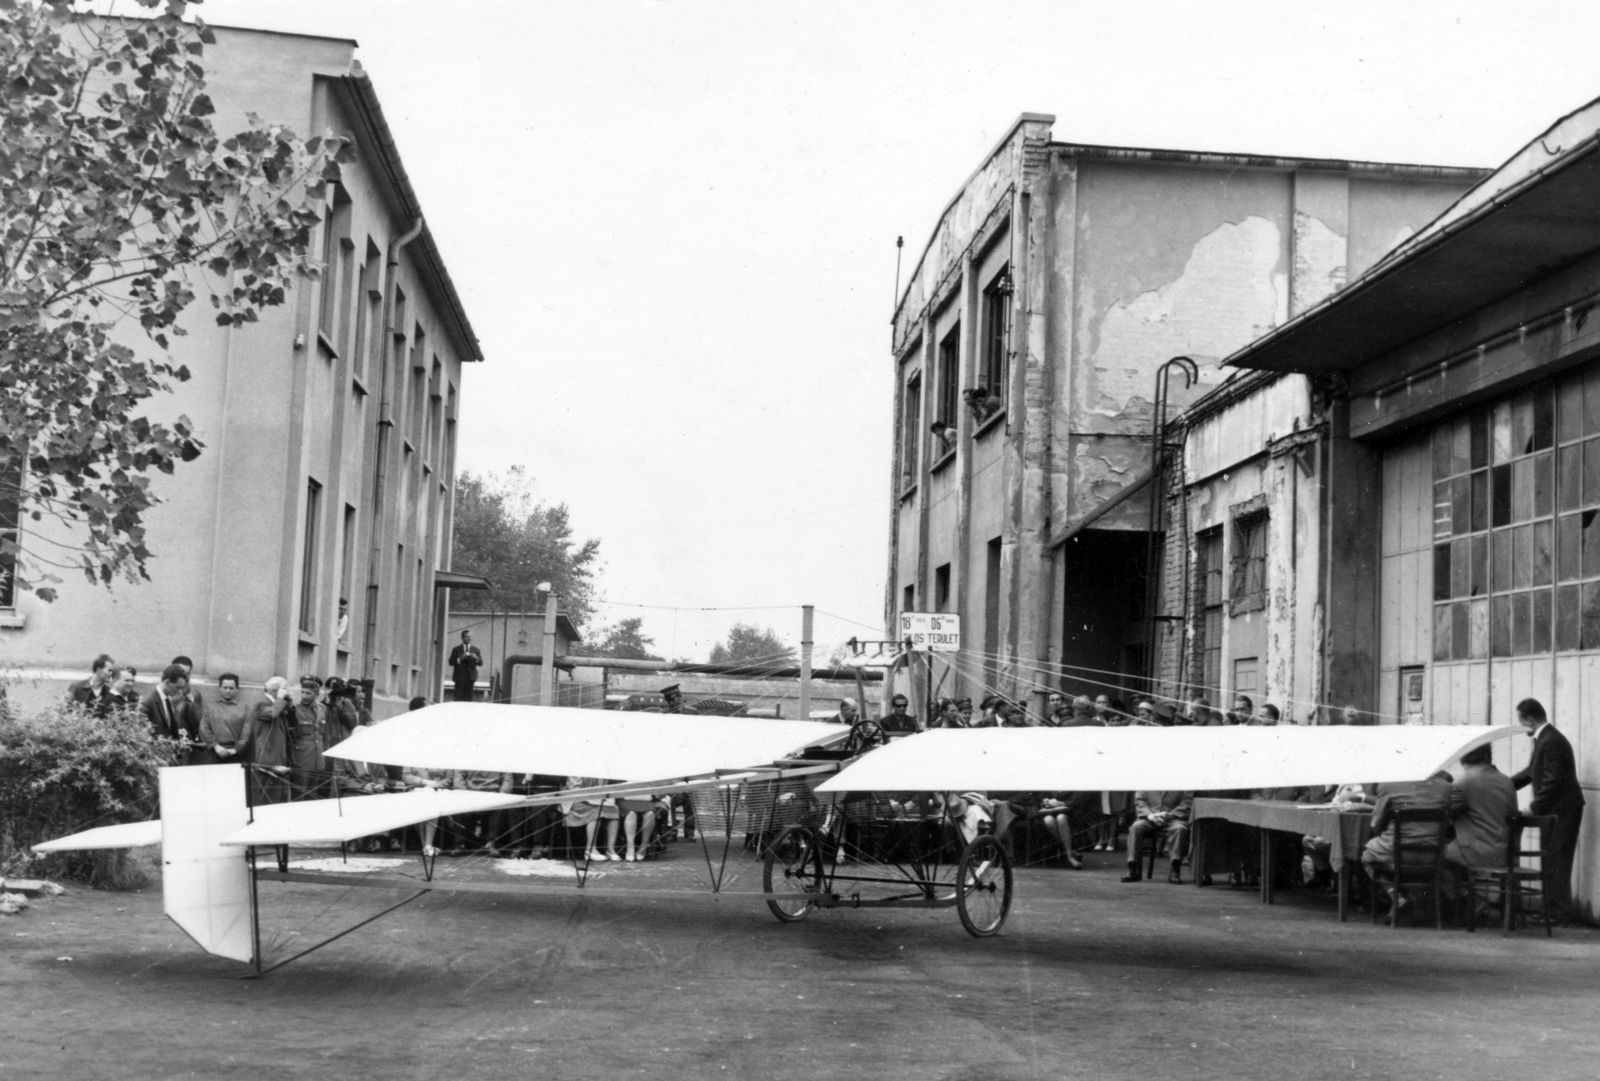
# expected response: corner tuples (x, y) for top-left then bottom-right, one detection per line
(449, 467), (601, 626)
(581, 617), (661, 661)
(708, 621), (796, 666)
(0, 0), (350, 600)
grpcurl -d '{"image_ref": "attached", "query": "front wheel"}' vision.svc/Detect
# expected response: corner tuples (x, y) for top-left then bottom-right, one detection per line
(764, 825), (822, 923)
(955, 834), (1013, 937)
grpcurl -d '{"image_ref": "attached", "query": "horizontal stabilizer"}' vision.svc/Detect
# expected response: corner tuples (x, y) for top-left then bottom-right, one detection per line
(32, 819), (163, 853)
(325, 703), (850, 782)
(222, 788), (523, 847)
(817, 724), (1519, 793)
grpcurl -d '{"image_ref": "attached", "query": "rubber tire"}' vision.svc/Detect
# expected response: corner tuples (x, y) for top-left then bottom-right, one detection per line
(955, 834), (1013, 937)
(764, 825), (822, 923)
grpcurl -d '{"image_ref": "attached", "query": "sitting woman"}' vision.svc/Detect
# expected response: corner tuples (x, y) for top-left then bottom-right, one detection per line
(562, 776), (623, 862)
(1035, 793), (1085, 869)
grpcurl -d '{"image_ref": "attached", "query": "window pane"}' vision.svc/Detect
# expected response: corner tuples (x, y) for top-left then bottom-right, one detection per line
(1585, 510), (1600, 580)
(1533, 452), (1553, 517)
(1584, 581), (1600, 650)
(1471, 533), (1489, 596)
(1434, 604), (1452, 662)
(1492, 463), (1512, 526)
(1512, 457), (1534, 522)
(1451, 537), (1470, 598)
(1468, 598), (1489, 658)
(1434, 542), (1452, 601)
(1532, 588), (1552, 653)
(1491, 594), (1512, 656)
(1511, 591), (1532, 656)
(1513, 524), (1532, 590)
(1533, 387), (1554, 452)
(1450, 602), (1470, 661)
(1557, 583), (1581, 651)
(1493, 402), (1514, 462)
(1470, 411), (1489, 469)
(1532, 519), (1553, 587)
(1559, 513), (1581, 582)
(1453, 476), (1472, 535)
(1433, 424), (1454, 480)
(1453, 417), (1472, 475)
(1586, 438), (1600, 508)
(1512, 392), (1533, 456)
(1559, 376), (1584, 443)
(1558, 444), (1582, 511)
(1493, 528), (1513, 591)
(1434, 481), (1453, 539)
(1586, 366), (1600, 436)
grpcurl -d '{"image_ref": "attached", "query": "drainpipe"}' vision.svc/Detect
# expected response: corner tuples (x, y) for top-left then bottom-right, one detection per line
(362, 217), (425, 681)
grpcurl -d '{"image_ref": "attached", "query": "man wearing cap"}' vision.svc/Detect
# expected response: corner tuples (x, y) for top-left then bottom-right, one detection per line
(660, 684), (697, 715)
(448, 630), (483, 703)
(288, 676), (328, 800)
(881, 693), (919, 735)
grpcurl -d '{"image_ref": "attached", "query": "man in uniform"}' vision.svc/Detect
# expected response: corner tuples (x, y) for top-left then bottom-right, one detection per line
(660, 683), (696, 715)
(288, 676), (327, 800)
(448, 630), (483, 703)
(1512, 697), (1586, 921)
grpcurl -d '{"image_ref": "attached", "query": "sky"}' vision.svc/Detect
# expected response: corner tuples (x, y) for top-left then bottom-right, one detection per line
(197, 0), (1600, 661)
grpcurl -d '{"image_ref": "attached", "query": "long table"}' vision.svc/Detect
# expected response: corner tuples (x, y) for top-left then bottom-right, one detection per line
(1191, 798), (1373, 921)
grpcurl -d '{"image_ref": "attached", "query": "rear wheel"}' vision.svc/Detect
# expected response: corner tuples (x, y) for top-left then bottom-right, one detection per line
(764, 825), (822, 923)
(956, 835), (1012, 937)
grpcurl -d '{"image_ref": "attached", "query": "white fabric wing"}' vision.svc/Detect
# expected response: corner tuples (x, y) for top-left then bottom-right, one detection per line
(32, 819), (164, 853)
(324, 703), (849, 782)
(221, 788), (524, 847)
(816, 724), (1519, 793)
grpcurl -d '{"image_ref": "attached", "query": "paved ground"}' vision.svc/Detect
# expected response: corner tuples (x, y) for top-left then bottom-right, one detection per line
(2, 845), (1596, 1081)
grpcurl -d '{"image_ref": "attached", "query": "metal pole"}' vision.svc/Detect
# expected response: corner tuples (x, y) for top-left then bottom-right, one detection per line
(539, 590), (558, 707)
(799, 605), (814, 723)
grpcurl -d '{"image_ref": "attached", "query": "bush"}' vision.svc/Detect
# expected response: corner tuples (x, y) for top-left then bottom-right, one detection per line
(0, 700), (174, 888)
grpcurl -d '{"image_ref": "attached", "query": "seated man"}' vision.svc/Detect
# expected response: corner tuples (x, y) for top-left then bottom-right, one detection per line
(1444, 744), (1517, 873)
(1359, 772), (1453, 885)
(1122, 790), (1194, 883)
(880, 693), (919, 736)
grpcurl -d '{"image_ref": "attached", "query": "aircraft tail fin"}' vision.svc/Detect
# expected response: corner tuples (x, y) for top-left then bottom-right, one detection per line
(160, 765), (254, 964)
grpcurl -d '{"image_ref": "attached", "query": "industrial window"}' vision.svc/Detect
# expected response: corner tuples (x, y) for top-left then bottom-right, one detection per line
(979, 267), (1010, 416)
(1194, 529), (1224, 698)
(0, 460), (20, 609)
(936, 324), (961, 432)
(900, 369), (922, 488)
(1233, 657), (1259, 697)
(1230, 513), (1268, 614)
(299, 479), (323, 634)
(1428, 376), (1595, 660)
(934, 563), (951, 612)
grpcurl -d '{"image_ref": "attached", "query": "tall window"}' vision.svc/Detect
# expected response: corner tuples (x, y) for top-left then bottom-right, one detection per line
(317, 189), (350, 344)
(339, 504), (357, 640)
(1194, 529), (1224, 697)
(0, 460), (20, 609)
(901, 370), (922, 487)
(934, 563), (951, 612)
(1231, 513), (1268, 614)
(936, 324), (960, 431)
(299, 479), (323, 634)
(981, 268), (1010, 408)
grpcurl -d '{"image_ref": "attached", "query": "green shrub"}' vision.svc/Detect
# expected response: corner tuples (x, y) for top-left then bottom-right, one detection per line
(0, 700), (175, 888)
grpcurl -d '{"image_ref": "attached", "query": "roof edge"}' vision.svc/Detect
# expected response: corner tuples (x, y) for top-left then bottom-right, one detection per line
(1046, 139), (1489, 182)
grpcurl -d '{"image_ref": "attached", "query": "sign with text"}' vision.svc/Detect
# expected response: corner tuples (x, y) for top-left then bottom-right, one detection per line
(900, 612), (961, 652)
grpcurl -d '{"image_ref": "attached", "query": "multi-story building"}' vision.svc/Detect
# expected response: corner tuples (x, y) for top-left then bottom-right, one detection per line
(885, 112), (1484, 715)
(1, 26), (482, 717)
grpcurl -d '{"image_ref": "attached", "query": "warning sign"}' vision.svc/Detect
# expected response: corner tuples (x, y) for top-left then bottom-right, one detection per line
(899, 612), (961, 653)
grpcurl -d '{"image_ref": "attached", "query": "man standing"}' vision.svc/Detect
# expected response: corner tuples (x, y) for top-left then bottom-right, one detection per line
(881, 693), (919, 735)
(202, 674), (254, 764)
(448, 630), (483, 703)
(142, 664), (201, 762)
(66, 654), (117, 717)
(1511, 698), (1586, 920)
(288, 676), (327, 800)
(248, 677), (294, 804)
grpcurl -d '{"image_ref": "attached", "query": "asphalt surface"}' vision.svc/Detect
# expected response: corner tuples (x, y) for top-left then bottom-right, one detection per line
(2, 845), (1596, 1081)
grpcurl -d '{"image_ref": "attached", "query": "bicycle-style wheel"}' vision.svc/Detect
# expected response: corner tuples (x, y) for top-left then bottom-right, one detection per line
(764, 825), (823, 922)
(955, 834), (1013, 937)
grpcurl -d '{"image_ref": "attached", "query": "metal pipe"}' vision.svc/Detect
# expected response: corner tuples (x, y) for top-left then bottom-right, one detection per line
(539, 590), (558, 706)
(1143, 356), (1198, 696)
(799, 605), (814, 722)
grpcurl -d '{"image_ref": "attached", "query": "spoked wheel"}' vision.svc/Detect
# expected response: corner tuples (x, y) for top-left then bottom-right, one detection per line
(764, 825), (823, 923)
(955, 834), (1013, 937)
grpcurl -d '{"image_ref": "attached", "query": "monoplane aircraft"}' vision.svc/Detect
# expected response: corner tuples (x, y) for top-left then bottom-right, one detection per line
(34, 703), (1515, 975)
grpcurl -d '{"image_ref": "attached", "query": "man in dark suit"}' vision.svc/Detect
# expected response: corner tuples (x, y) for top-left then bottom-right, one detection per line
(448, 630), (482, 703)
(1511, 698), (1585, 920)
(142, 664), (201, 763)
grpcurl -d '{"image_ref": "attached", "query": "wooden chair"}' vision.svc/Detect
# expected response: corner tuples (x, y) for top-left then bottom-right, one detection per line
(1368, 807), (1449, 928)
(1465, 814), (1556, 936)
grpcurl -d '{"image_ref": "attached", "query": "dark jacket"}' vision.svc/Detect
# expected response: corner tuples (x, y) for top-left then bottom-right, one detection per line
(1512, 725), (1585, 817)
(1447, 764), (1518, 869)
(247, 695), (292, 768)
(1133, 791), (1194, 822)
(141, 688), (201, 743)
